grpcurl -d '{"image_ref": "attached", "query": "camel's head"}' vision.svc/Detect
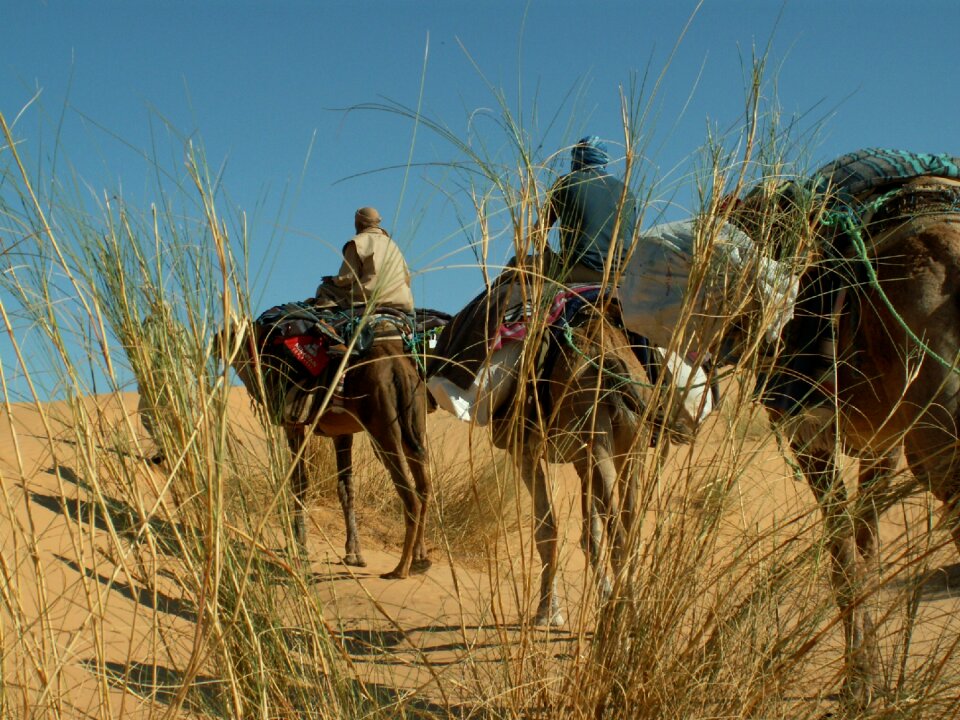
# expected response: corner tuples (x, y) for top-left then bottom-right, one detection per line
(727, 179), (821, 261)
(216, 315), (264, 403)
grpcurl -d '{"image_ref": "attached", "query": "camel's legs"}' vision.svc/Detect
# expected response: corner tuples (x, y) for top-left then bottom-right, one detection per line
(333, 434), (365, 567)
(904, 433), (960, 557)
(284, 425), (310, 552)
(574, 439), (623, 601)
(797, 448), (879, 707)
(580, 481), (604, 570)
(519, 450), (564, 627)
(614, 451), (637, 540)
(612, 418), (652, 565)
(943, 495), (960, 556)
(372, 433), (422, 580)
(401, 434), (432, 573)
(854, 450), (899, 564)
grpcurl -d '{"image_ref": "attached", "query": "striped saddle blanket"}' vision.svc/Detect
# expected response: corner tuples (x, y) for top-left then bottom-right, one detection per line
(809, 147), (960, 209)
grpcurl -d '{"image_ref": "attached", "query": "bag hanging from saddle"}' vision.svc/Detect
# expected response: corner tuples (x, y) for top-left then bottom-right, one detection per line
(254, 302), (442, 425)
(252, 302), (365, 424)
(427, 279), (607, 427)
(617, 219), (799, 357)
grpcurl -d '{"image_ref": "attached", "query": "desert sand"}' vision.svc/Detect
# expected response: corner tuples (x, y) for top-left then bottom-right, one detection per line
(2, 387), (959, 717)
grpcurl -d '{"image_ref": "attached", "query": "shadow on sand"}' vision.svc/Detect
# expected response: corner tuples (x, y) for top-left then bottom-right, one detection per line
(84, 658), (498, 718)
(915, 561), (960, 601)
(50, 464), (546, 718)
(54, 553), (197, 622)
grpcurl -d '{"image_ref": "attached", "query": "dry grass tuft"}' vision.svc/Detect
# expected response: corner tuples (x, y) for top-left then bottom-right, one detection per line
(2, 47), (960, 720)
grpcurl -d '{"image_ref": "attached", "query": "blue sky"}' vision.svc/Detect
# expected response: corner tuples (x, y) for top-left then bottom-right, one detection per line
(3, 0), (960, 397)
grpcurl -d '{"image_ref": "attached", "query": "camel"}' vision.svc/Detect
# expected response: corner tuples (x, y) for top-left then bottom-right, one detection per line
(222, 313), (432, 579)
(429, 274), (661, 626)
(738, 174), (960, 704)
(494, 309), (660, 627)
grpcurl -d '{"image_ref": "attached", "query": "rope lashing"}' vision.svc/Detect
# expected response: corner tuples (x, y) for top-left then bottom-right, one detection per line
(820, 196), (960, 376)
(405, 326), (444, 375)
(560, 322), (654, 388)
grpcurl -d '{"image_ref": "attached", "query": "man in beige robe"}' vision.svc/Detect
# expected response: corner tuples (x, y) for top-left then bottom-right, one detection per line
(314, 207), (414, 313)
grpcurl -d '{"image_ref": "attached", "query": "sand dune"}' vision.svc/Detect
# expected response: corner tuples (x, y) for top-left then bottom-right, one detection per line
(2, 388), (959, 717)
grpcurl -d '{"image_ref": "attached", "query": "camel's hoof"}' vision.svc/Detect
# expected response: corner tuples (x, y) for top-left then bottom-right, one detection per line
(410, 558), (432, 575)
(598, 577), (614, 604)
(840, 676), (876, 713)
(532, 609), (565, 628)
(342, 554), (367, 568)
(380, 566), (409, 580)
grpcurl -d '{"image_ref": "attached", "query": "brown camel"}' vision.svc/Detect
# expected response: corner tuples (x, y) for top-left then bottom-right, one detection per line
(739, 174), (960, 704)
(497, 310), (661, 627)
(430, 277), (661, 626)
(223, 316), (432, 579)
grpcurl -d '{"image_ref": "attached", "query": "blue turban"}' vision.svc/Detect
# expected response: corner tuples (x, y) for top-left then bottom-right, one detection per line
(570, 135), (610, 171)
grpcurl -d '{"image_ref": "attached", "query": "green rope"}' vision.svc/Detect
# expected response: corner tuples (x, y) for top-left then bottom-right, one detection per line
(405, 326), (443, 376)
(560, 322), (655, 388)
(821, 198), (960, 376)
(559, 322), (732, 389)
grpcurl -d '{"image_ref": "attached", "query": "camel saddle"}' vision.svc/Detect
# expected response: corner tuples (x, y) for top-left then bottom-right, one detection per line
(252, 301), (449, 424)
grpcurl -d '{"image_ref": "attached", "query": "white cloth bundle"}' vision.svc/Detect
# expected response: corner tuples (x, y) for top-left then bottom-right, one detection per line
(617, 219), (799, 353)
(427, 342), (523, 426)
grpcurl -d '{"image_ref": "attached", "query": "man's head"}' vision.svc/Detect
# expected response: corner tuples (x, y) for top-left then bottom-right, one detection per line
(570, 136), (610, 172)
(354, 206), (382, 233)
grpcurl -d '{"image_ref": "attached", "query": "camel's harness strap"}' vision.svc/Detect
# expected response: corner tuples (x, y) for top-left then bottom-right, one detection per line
(821, 188), (960, 376)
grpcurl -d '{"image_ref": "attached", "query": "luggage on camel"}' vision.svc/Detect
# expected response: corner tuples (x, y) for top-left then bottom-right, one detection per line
(742, 149), (960, 416)
(246, 301), (448, 425)
(806, 147), (960, 209)
(427, 274), (605, 426)
(616, 218), (800, 360)
(426, 268), (717, 435)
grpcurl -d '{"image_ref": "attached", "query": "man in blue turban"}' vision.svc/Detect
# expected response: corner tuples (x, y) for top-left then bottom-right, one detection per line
(537, 135), (638, 284)
(426, 137), (638, 426)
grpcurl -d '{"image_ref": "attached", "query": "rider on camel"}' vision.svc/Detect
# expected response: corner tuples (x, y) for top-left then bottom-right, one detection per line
(314, 206), (414, 314)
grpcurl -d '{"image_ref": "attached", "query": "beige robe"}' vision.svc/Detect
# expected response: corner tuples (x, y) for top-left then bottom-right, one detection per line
(315, 228), (414, 312)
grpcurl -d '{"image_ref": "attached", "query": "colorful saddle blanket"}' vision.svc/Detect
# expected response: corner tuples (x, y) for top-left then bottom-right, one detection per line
(493, 284), (604, 350)
(250, 302), (449, 424)
(253, 302), (448, 377)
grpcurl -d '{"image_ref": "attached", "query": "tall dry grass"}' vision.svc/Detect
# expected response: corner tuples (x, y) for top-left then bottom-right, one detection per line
(373, 54), (960, 718)
(0, 115), (381, 718)
(1, 48), (959, 720)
